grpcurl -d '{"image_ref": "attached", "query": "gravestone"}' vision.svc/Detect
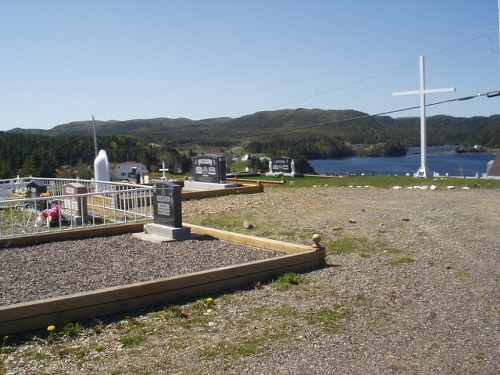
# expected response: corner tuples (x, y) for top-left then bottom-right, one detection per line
(153, 182), (182, 228)
(26, 180), (47, 197)
(134, 182), (191, 242)
(193, 154), (227, 184)
(63, 182), (88, 218)
(184, 154), (238, 190)
(266, 157), (297, 177)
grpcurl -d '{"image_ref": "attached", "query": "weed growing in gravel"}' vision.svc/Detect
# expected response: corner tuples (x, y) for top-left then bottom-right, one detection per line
(389, 363), (407, 372)
(277, 272), (302, 284)
(1, 335), (11, 354)
(119, 334), (146, 348)
(198, 329), (287, 359)
(59, 322), (83, 338)
(326, 236), (406, 259)
(276, 304), (299, 318)
(306, 304), (355, 333)
(160, 298), (215, 329)
(454, 270), (471, 280)
(354, 293), (371, 306)
(272, 272), (304, 290)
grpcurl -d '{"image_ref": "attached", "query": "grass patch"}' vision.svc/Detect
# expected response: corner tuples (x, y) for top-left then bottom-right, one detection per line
(197, 212), (250, 232)
(306, 304), (355, 333)
(199, 330), (287, 359)
(354, 293), (371, 305)
(236, 175), (500, 189)
(389, 363), (407, 372)
(160, 298), (214, 329)
(326, 236), (406, 258)
(274, 272), (304, 285)
(119, 334), (146, 348)
(276, 304), (299, 318)
(454, 271), (472, 280)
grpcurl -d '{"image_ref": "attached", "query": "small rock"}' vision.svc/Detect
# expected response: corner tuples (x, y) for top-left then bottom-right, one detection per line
(243, 220), (254, 229)
(348, 219), (356, 224)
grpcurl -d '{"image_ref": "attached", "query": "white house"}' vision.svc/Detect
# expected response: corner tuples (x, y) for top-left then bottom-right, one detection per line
(110, 161), (147, 180)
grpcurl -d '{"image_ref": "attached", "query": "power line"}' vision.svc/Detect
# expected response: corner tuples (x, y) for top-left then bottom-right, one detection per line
(212, 89), (500, 142)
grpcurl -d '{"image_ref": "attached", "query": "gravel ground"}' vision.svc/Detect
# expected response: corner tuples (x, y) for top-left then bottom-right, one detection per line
(1, 185), (499, 375)
(0, 236), (284, 306)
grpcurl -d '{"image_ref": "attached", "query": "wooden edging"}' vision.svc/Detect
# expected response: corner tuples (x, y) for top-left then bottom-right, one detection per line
(227, 178), (285, 186)
(0, 225), (325, 335)
(0, 223), (145, 248)
(181, 183), (263, 200)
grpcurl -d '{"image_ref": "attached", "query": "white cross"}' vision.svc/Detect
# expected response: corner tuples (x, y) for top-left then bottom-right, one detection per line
(393, 55), (455, 177)
(159, 161), (169, 180)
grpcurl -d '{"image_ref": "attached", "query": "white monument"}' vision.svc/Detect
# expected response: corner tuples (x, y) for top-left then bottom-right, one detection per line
(94, 149), (110, 191)
(393, 55), (455, 177)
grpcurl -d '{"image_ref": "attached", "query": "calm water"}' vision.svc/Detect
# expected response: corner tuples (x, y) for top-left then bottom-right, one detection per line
(309, 147), (496, 177)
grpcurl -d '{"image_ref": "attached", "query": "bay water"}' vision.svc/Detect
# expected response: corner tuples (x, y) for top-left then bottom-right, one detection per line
(309, 146), (496, 177)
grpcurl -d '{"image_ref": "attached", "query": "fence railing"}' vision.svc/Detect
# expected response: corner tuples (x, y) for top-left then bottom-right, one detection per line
(0, 177), (154, 239)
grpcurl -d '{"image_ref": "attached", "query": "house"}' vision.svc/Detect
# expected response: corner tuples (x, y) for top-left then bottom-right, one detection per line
(110, 161), (147, 181)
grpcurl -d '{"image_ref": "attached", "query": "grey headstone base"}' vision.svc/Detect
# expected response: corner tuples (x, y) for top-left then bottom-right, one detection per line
(183, 181), (238, 190)
(132, 223), (192, 242)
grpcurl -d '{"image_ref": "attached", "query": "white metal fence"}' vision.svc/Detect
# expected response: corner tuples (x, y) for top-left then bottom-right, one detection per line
(0, 177), (154, 238)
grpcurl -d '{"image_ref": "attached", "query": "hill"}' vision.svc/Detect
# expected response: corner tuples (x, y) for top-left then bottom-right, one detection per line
(8, 109), (500, 147)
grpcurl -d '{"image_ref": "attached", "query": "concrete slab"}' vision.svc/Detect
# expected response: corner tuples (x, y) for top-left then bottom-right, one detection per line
(183, 181), (238, 190)
(132, 223), (192, 242)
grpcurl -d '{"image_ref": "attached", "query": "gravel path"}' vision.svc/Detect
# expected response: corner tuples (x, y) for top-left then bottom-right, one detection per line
(1, 185), (499, 375)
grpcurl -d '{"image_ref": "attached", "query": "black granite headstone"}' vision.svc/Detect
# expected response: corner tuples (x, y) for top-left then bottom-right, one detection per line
(192, 154), (227, 184)
(271, 157), (293, 173)
(153, 183), (182, 228)
(26, 180), (47, 197)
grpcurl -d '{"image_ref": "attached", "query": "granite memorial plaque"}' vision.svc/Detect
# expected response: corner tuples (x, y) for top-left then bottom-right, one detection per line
(193, 154), (227, 184)
(271, 157), (292, 174)
(153, 182), (182, 228)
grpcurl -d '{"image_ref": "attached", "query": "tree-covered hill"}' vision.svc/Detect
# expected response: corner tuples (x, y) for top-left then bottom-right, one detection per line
(10, 109), (498, 148)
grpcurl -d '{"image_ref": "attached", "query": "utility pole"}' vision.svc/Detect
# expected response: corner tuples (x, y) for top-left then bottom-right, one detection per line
(92, 115), (98, 158)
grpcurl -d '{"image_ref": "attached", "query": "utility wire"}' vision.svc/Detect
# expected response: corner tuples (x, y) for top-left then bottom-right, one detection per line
(215, 89), (500, 142)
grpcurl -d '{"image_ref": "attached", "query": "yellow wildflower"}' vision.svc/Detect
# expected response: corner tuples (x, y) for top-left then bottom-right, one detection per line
(47, 325), (56, 332)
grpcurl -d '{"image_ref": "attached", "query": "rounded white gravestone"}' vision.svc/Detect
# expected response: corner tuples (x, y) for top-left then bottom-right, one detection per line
(94, 149), (110, 192)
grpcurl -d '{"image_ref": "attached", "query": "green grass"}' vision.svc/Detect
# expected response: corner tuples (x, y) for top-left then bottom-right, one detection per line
(198, 329), (287, 359)
(234, 174), (500, 189)
(119, 334), (146, 347)
(326, 236), (406, 258)
(306, 304), (355, 333)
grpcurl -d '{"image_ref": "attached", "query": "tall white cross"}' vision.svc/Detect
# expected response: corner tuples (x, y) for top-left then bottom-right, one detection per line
(159, 161), (169, 180)
(393, 55), (455, 177)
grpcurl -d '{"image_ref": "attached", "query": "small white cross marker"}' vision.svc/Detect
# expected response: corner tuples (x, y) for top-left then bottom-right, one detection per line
(159, 161), (169, 180)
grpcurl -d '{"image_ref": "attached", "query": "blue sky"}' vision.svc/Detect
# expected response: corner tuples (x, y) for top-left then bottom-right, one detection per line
(1, 0), (499, 131)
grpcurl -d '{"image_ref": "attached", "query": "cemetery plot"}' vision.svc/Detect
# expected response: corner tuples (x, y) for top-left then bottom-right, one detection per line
(0, 230), (324, 335)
